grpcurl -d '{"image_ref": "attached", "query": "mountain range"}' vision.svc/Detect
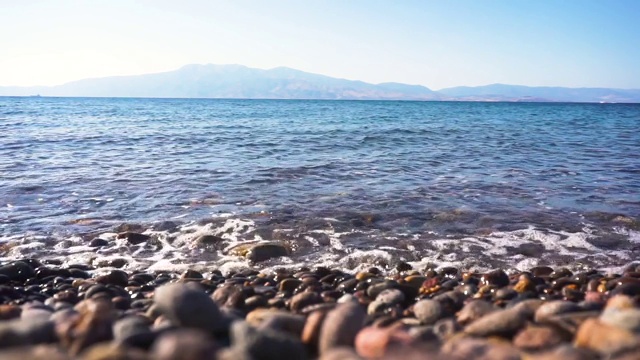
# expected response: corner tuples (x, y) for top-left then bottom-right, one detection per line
(1, 64), (639, 103)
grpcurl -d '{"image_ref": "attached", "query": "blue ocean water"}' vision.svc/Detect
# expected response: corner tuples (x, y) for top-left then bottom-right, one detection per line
(0, 97), (639, 271)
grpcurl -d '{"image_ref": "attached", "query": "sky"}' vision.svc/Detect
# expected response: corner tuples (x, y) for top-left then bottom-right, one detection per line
(1, 0), (639, 90)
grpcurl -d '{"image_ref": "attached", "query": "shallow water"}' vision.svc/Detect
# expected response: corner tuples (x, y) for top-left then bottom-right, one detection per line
(1, 97), (639, 273)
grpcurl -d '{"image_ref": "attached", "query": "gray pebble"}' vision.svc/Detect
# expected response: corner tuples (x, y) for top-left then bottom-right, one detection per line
(113, 315), (154, 346)
(457, 300), (496, 326)
(154, 283), (229, 334)
(464, 307), (527, 338)
(230, 321), (307, 360)
(600, 308), (640, 333)
(376, 289), (405, 306)
(152, 329), (218, 360)
(534, 300), (581, 323)
(413, 299), (443, 325)
(0, 319), (56, 347)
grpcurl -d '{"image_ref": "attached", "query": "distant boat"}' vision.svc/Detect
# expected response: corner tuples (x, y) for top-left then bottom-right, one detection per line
(29, 94), (42, 97)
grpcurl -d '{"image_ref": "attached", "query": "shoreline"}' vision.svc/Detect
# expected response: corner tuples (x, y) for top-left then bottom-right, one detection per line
(1, 215), (639, 278)
(0, 257), (638, 359)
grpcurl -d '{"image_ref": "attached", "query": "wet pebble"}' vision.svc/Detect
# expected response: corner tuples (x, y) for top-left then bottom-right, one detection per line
(413, 299), (443, 325)
(154, 283), (229, 334)
(318, 301), (366, 355)
(464, 307), (528, 338)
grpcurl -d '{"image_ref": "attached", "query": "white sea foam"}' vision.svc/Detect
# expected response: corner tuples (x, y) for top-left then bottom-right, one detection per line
(0, 217), (639, 275)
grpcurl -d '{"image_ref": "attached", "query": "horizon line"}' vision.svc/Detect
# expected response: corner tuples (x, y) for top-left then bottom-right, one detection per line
(1, 95), (636, 105)
(1, 63), (639, 91)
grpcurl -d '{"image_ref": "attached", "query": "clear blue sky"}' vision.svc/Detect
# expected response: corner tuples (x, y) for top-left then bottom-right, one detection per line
(1, 0), (639, 89)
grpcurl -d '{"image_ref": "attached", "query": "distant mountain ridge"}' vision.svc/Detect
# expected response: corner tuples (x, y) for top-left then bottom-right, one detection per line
(1, 64), (639, 103)
(439, 83), (640, 103)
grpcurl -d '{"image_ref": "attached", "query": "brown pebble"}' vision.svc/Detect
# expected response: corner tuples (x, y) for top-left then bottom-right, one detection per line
(403, 275), (426, 289)
(318, 347), (363, 360)
(530, 266), (554, 278)
(584, 291), (605, 304)
(513, 275), (536, 293)
(58, 298), (116, 355)
(442, 336), (521, 360)
(0, 305), (21, 320)
(279, 278), (303, 293)
(246, 308), (280, 326)
(525, 345), (598, 360)
(574, 318), (639, 355)
(355, 323), (414, 359)
(81, 343), (147, 360)
(289, 291), (322, 313)
(355, 272), (376, 281)
(116, 232), (150, 245)
(96, 270), (129, 287)
(456, 300), (496, 326)
(606, 295), (636, 310)
(302, 309), (329, 347)
(513, 325), (569, 351)
(180, 270), (203, 279)
(318, 301), (367, 355)
(481, 270), (509, 287)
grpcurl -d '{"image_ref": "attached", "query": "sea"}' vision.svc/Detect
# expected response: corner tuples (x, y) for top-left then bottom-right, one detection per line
(1, 97), (639, 274)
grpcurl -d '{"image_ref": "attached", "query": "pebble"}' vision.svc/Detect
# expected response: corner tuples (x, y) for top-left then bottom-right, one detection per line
(481, 269), (510, 287)
(113, 315), (154, 347)
(246, 243), (288, 263)
(0, 258), (639, 358)
(600, 308), (640, 333)
(318, 347), (363, 360)
(366, 281), (398, 299)
(456, 299), (496, 325)
(464, 307), (528, 338)
(413, 299), (443, 325)
(154, 283), (229, 334)
(442, 336), (521, 360)
(354, 323), (413, 359)
(0, 305), (21, 320)
(194, 234), (225, 247)
(574, 318), (639, 355)
(0, 262), (35, 282)
(0, 318), (56, 348)
(230, 321), (307, 360)
(82, 343), (148, 360)
(375, 288), (405, 306)
(534, 300), (581, 323)
(526, 345), (599, 360)
(58, 298), (114, 355)
(151, 329), (218, 360)
(89, 238), (109, 247)
(116, 232), (150, 245)
(258, 312), (306, 337)
(290, 291), (323, 313)
(318, 301), (366, 355)
(279, 278), (302, 293)
(513, 325), (569, 351)
(302, 309), (329, 347)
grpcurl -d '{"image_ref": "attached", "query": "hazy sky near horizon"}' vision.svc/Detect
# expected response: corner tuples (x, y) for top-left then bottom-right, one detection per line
(1, 0), (639, 89)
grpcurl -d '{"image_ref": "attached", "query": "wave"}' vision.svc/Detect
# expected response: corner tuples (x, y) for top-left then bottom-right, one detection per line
(1, 214), (638, 275)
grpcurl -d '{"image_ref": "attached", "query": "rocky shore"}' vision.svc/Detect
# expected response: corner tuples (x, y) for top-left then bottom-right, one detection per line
(0, 257), (639, 359)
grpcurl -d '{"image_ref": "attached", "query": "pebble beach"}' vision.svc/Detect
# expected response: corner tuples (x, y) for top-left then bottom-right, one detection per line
(0, 249), (639, 359)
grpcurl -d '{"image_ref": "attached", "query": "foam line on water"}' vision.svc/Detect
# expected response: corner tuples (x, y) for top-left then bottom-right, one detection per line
(0, 217), (639, 275)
